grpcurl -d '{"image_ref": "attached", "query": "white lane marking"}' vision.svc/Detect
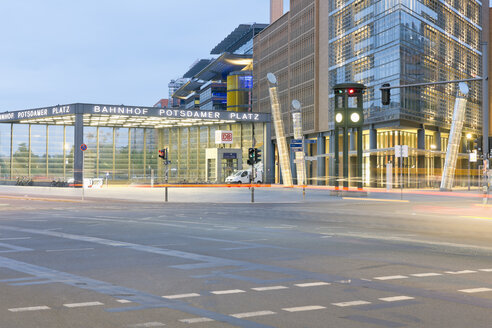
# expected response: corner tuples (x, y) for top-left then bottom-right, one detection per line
(332, 300), (371, 307)
(46, 248), (94, 252)
(252, 286), (288, 291)
(162, 293), (200, 299)
(129, 322), (166, 327)
(459, 288), (492, 293)
(211, 289), (245, 295)
(295, 282), (331, 287)
(374, 275), (408, 280)
(117, 299), (132, 303)
(231, 310), (276, 318)
(282, 305), (326, 312)
(445, 270), (477, 275)
(479, 268), (492, 272)
(63, 301), (104, 308)
(379, 296), (415, 302)
(410, 273), (442, 277)
(8, 305), (51, 312)
(0, 237), (31, 241)
(179, 317), (214, 323)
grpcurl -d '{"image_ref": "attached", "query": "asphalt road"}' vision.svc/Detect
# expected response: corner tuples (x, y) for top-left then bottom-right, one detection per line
(0, 188), (492, 327)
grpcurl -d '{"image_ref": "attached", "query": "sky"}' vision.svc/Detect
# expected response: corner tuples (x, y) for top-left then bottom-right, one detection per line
(0, 0), (279, 111)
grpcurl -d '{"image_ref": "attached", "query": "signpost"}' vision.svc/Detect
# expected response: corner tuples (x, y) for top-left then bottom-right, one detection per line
(395, 145), (408, 199)
(80, 144), (87, 200)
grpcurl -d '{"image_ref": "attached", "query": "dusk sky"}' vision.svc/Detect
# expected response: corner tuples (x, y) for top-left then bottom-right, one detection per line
(0, 1), (283, 111)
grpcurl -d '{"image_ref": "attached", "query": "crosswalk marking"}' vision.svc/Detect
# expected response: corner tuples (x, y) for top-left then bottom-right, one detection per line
(294, 282), (331, 287)
(129, 322), (166, 327)
(459, 288), (492, 293)
(332, 300), (371, 307)
(379, 296), (415, 302)
(231, 310), (276, 318)
(374, 275), (408, 280)
(117, 299), (132, 303)
(251, 286), (288, 291)
(282, 305), (326, 312)
(211, 289), (245, 295)
(63, 301), (104, 308)
(479, 268), (492, 272)
(8, 306), (51, 312)
(445, 270), (477, 275)
(179, 317), (214, 323)
(162, 293), (200, 299)
(410, 272), (442, 277)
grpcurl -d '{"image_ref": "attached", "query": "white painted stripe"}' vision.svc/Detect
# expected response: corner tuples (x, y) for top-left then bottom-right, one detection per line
(117, 299), (132, 303)
(129, 322), (166, 327)
(162, 293), (200, 299)
(445, 270), (477, 274)
(379, 296), (415, 302)
(410, 273), (442, 277)
(479, 268), (492, 272)
(0, 237), (31, 240)
(295, 282), (331, 287)
(251, 286), (288, 291)
(332, 300), (371, 307)
(211, 289), (245, 295)
(179, 317), (214, 323)
(46, 248), (94, 252)
(459, 288), (492, 293)
(8, 306), (50, 312)
(231, 310), (276, 318)
(282, 305), (326, 312)
(374, 275), (408, 280)
(63, 301), (103, 308)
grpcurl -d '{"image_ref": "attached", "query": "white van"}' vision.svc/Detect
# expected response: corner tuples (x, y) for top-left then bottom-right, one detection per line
(225, 169), (262, 184)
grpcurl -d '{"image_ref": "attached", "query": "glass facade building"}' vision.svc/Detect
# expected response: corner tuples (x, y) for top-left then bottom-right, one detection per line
(0, 104), (271, 185)
(254, 0), (483, 188)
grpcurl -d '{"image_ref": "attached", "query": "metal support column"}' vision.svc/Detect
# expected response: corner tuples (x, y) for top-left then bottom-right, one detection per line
(334, 128), (339, 189)
(417, 128), (426, 188)
(369, 126), (377, 187)
(343, 127), (349, 189)
(317, 133), (325, 185)
(73, 106), (84, 187)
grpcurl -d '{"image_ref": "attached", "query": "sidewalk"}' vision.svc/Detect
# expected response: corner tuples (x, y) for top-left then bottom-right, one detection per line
(0, 184), (487, 204)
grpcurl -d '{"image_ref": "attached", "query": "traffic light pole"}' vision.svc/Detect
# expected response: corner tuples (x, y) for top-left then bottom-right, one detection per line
(357, 127), (363, 190)
(165, 161), (168, 203)
(334, 127), (339, 189)
(343, 126), (349, 189)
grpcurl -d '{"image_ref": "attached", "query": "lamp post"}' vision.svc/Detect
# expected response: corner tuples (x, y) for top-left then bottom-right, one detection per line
(466, 133), (472, 191)
(291, 100), (306, 199)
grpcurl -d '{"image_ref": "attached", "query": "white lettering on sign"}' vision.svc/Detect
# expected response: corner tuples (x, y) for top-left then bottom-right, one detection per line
(52, 105), (71, 115)
(17, 108), (48, 119)
(93, 106), (149, 115)
(0, 113), (14, 120)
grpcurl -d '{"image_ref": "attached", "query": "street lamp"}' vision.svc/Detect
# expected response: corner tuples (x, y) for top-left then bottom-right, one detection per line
(466, 133), (472, 191)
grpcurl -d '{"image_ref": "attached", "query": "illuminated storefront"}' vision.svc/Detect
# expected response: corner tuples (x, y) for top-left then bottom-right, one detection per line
(0, 103), (271, 185)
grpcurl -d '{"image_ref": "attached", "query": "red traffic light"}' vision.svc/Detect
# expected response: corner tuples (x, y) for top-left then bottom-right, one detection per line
(348, 88), (355, 94)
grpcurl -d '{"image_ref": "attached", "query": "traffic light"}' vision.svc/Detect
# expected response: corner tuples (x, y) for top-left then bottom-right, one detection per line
(247, 148), (255, 165)
(158, 148), (167, 160)
(381, 83), (390, 105)
(254, 148), (262, 163)
(474, 138), (482, 152)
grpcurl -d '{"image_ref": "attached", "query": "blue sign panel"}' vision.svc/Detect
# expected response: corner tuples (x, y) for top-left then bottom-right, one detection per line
(222, 152), (237, 159)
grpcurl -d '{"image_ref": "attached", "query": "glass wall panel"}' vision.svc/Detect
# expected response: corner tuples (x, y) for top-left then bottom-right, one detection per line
(114, 128), (129, 180)
(130, 128), (145, 181)
(65, 126), (74, 179)
(146, 128), (158, 180)
(47, 125), (64, 179)
(30, 125), (47, 179)
(11, 124), (29, 177)
(178, 128), (188, 182)
(188, 127), (198, 182)
(0, 124), (11, 180)
(83, 127), (97, 178)
(98, 127), (113, 178)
